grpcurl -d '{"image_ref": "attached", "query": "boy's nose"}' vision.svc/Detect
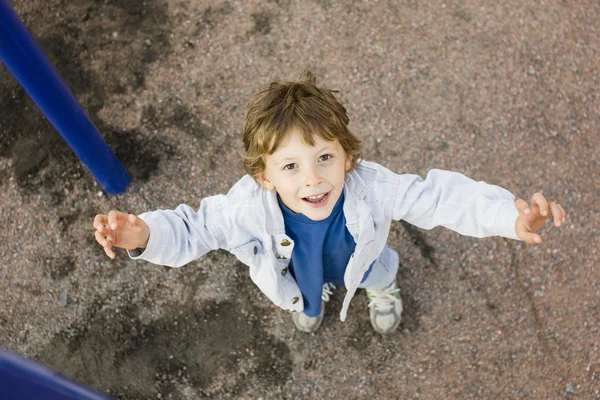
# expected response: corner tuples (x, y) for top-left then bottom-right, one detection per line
(304, 166), (322, 186)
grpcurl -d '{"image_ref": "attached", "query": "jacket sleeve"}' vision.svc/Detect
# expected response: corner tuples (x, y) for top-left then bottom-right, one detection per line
(390, 169), (521, 240)
(127, 195), (227, 267)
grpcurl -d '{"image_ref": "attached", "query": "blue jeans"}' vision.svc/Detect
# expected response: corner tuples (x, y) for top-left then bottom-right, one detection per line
(358, 245), (399, 290)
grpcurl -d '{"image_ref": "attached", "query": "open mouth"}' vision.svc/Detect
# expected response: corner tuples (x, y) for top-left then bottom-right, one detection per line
(302, 191), (330, 204)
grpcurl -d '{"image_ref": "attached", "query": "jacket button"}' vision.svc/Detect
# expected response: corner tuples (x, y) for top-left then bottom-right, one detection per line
(280, 239), (291, 246)
(253, 246), (257, 255)
(281, 268), (288, 276)
(291, 297), (299, 304)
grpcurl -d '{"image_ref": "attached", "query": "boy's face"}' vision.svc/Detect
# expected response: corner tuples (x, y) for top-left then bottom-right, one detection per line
(258, 129), (351, 221)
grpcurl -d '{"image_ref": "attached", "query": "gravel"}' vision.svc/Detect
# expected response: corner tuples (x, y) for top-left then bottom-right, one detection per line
(1, 0), (599, 399)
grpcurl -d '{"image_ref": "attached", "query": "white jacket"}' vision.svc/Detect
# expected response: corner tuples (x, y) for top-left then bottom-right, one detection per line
(132, 160), (520, 321)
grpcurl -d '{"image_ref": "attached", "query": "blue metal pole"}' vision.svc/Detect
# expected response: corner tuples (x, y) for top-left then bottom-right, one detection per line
(0, 347), (113, 400)
(0, 0), (129, 194)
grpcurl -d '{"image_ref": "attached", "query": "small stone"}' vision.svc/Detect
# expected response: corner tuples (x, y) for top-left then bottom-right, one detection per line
(59, 291), (68, 308)
(97, 191), (103, 197)
(566, 382), (577, 394)
(527, 65), (536, 75)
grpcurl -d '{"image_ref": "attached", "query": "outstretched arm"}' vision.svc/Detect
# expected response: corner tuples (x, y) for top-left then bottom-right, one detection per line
(92, 197), (225, 266)
(390, 169), (566, 242)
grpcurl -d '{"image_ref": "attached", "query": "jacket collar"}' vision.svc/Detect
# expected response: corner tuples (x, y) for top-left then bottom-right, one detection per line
(262, 160), (377, 235)
(263, 188), (286, 234)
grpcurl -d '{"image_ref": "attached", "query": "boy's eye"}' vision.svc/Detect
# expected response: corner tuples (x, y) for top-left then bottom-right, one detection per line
(319, 154), (332, 162)
(283, 163), (297, 171)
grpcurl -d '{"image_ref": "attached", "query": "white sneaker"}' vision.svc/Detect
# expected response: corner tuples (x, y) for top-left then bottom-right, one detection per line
(292, 283), (335, 333)
(366, 281), (403, 334)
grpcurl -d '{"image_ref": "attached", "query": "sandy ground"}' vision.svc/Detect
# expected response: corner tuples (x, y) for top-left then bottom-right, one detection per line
(1, 0), (599, 398)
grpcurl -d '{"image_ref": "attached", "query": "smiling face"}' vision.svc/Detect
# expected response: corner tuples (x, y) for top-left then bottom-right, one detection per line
(258, 129), (352, 221)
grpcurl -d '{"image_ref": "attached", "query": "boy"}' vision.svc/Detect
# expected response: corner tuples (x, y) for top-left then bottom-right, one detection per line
(93, 71), (566, 335)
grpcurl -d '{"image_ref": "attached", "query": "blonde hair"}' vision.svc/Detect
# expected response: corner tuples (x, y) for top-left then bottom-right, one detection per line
(243, 70), (362, 180)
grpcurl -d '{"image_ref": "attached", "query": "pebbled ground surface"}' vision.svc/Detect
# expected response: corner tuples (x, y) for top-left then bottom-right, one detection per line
(0, 0), (598, 398)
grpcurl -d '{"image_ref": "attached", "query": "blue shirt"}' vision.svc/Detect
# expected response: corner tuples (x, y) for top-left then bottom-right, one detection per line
(278, 190), (372, 317)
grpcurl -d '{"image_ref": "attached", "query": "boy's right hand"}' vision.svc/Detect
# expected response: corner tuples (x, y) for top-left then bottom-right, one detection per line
(93, 211), (150, 259)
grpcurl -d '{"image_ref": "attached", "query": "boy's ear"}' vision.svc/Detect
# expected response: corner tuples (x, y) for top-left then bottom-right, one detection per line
(345, 156), (352, 172)
(257, 173), (275, 190)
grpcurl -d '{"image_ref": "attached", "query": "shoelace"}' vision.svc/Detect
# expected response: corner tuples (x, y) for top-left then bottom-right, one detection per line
(321, 283), (336, 302)
(367, 283), (400, 312)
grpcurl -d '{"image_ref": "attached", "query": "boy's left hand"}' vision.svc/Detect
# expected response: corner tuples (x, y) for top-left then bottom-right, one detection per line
(514, 192), (567, 244)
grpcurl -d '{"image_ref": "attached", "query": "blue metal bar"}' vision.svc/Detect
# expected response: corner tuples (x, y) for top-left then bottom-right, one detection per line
(0, 0), (129, 194)
(0, 347), (113, 400)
